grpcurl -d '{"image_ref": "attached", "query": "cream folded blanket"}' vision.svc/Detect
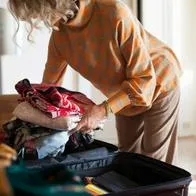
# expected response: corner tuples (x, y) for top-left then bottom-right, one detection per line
(13, 101), (105, 131)
(13, 101), (80, 131)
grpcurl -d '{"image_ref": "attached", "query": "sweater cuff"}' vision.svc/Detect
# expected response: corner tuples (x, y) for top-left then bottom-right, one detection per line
(107, 90), (130, 114)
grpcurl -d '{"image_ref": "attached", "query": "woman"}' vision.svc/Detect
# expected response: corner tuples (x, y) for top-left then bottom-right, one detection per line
(8, 0), (182, 164)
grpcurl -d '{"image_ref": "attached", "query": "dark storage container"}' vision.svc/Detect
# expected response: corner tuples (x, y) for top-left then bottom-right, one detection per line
(23, 140), (192, 196)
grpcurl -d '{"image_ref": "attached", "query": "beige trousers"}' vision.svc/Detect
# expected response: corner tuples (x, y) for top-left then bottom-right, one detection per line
(115, 88), (180, 164)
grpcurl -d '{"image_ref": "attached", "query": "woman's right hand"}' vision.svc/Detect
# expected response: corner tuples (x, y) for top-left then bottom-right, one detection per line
(0, 143), (17, 168)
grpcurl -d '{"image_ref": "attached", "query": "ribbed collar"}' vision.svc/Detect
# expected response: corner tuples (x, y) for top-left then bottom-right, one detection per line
(60, 0), (95, 29)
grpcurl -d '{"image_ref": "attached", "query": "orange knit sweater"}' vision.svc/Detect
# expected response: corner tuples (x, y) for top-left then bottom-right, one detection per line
(42, 0), (182, 116)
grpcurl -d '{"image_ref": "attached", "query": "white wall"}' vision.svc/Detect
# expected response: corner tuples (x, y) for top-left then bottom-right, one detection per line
(1, 27), (51, 93)
(142, 0), (173, 45)
(0, 0), (7, 8)
(172, 0), (196, 136)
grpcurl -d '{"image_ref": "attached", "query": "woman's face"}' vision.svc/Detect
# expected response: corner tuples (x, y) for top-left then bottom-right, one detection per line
(46, 0), (80, 25)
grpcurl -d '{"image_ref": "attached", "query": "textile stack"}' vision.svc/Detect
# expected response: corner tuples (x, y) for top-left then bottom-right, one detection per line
(0, 79), (104, 160)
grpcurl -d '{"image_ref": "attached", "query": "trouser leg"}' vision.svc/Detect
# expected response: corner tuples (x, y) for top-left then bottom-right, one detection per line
(115, 88), (180, 164)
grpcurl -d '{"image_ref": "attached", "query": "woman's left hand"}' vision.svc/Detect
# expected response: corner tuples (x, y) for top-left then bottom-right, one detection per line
(74, 103), (107, 133)
(0, 144), (17, 168)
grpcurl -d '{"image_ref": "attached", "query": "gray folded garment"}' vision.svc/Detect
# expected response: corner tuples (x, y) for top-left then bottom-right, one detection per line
(13, 101), (105, 132)
(35, 131), (69, 159)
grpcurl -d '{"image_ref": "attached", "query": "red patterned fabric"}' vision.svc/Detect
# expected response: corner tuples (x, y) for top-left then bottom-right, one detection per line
(15, 79), (94, 118)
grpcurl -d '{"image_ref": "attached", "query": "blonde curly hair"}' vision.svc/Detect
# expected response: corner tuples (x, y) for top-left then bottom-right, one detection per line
(8, 0), (79, 40)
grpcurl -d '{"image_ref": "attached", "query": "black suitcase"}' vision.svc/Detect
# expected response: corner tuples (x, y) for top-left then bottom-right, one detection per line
(23, 139), (192, 196)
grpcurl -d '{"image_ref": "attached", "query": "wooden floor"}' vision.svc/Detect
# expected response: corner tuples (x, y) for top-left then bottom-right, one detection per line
(178, 136), (196, 196)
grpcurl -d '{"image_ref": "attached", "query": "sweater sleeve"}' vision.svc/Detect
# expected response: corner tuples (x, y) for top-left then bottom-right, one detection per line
(42, 32), (68, 85)
(107, 5), (156, 114)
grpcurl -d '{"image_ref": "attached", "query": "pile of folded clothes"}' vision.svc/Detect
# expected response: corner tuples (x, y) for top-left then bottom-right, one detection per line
(0, 79), (104, 160)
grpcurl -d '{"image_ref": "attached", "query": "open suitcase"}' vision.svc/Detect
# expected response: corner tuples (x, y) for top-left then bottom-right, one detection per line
(7, 140), (192, 196)
(20, 139), (192, 196)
